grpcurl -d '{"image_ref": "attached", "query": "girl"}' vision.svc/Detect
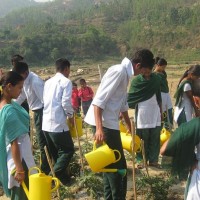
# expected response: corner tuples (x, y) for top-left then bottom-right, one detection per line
(128, 54), (162, 169)
(174, 65), (200, 126)
(71, 82), (80, 113)
(78, 78), (94, 116)
(154, 57), (173, 128)
(0, 71), (35, 200)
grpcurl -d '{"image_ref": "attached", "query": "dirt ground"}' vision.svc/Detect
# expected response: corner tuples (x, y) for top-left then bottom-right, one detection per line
(0, 62), (190, 200)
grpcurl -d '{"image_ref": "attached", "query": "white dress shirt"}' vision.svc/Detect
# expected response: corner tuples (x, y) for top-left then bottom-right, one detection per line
(15, 71), (44, 110)
(84, 57), (134, 130)
(42, 72), (74, 132)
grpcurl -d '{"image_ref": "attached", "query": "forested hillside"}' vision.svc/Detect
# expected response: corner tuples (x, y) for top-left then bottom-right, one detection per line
(0, 0), (200, 65)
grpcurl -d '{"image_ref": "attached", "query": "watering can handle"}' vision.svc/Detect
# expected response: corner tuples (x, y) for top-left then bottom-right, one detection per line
(93, 141), (105, 151)
(113, 150), (121, 163)
(28, 166), (41, 176)
(51, 177), (60, 192)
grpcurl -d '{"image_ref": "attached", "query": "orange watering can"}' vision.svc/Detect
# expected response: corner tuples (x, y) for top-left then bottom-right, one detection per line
(67, 114), (83, 138)
(12, 167), (60, 200)
(120, 132), (141, 153)
(84, 142), (121, 172)
(160, 128), (171, 145)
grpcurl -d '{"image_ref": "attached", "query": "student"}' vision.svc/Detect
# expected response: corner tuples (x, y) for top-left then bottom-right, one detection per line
(128, 53), (162, 169)
(154, 57), (173, 128)
(84, 49), (153, 200)
(12, 62), (50, 175)
(160, 79), (200, 200)
(0, 71), (35, 200)
(71, 82), (80, 113)
(42, 58), (74, 185)
(78, 78), (94, 116)
(174, 65), (200, 126)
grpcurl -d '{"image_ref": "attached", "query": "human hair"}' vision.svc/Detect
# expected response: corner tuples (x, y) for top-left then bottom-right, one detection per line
(55, 58), (70, 72)
(131, 49), (155, 70)
(11, 54), (24, 66)
(12, 61), (29, 74)
(155, 57), (167, 66)
(0, 71), (24, 100)
(79, 78), (86, 84)
(193, 79), (200, 97)
(177, 65), (200, 87)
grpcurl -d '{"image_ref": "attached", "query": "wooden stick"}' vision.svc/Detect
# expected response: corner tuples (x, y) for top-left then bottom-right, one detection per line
(73, 115), (85, 175)
(141, 140), (149, 177)
(131, 119), (137, 200)
(44, 146), (61, 199)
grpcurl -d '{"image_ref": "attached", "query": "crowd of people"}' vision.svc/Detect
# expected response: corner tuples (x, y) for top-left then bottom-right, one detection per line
(0, 49), (200, 200)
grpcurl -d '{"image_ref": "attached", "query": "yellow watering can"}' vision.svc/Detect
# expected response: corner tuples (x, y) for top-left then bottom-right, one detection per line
(120, 132), (141, 153)
(12, 167), (60, 200)
(119, 120), (128, 133)
(84, 142), (121, 172)
(67, 115), (83, 138)
(160, 128), (171, 145)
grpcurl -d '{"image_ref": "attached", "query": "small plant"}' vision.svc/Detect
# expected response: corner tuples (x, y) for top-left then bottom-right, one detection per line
(136, 173), (175, 200)
(77, 170), (103, 199)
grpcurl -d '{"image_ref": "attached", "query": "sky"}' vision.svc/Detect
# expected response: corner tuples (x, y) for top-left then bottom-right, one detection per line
(34, 0), (54, 2)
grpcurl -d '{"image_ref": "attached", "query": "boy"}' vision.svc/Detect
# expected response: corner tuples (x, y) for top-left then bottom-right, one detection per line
(42, 58), (74, 185)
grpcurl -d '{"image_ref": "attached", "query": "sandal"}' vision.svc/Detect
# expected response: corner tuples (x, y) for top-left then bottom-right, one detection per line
(149, 162), (162, 169)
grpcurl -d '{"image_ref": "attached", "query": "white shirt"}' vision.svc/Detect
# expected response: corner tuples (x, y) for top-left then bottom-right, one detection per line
(15, 71), (44, 110)
(137, 95), (161, 129)
(84, 57), (134, 130)
(174, 83), (194, 122)
(42, 72), (74, 132)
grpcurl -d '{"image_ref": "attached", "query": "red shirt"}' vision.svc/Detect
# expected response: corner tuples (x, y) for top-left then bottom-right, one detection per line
(71, 88), (79, 109)
(78, 86), (94, 102)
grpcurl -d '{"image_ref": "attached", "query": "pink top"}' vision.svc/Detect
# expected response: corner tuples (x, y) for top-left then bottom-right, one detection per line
(71, 88), (79, 109)
(78, 86), (94, 102)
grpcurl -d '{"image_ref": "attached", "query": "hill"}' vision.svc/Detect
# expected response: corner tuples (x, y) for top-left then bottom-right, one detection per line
(0, 0), (37, 18)
(0, 0), (200, 65)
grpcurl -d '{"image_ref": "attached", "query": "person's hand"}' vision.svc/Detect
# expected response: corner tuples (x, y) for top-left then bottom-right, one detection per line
(14, 170), (25, 184)
(94, 129), (105, 144)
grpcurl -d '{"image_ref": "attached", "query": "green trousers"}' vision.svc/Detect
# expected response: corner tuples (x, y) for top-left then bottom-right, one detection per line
(33, 108), (50, 174)
(136, 126), (161, 163)
(44, 131), (74, 185)
(100, 127), (127, 200)
(11, 160), (29, 200)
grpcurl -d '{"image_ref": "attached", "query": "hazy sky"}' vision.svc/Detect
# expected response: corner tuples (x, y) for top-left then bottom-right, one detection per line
(34, 0), (54, 2)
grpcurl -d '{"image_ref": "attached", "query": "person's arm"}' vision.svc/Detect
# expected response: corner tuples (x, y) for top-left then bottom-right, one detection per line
(11, 140), (25, 184)
(120, 111), (131, 133)
(160, 139), (169, 155)
(185, 90), (200, 117)
(62, 81), (74, 118)
(88, 87), (94, 98)
(94, 105), (104, 143)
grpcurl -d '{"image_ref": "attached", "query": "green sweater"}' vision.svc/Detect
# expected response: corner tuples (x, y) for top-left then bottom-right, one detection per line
(128, 73), (162, 109)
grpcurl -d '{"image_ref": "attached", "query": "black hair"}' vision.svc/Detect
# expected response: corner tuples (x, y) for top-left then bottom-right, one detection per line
(79, 78), (86, 83)
(72, 82), (77, 87)
(131, 49), (155, 70)
(0, 71), (24, 100)
(155, 57), (167, 66)
(193, 79), (200, 97)
(55, 58), (70, 72)
(12, 61), (29, 74)
(178, 65), (200, 87)
(11, 54), (24, 66)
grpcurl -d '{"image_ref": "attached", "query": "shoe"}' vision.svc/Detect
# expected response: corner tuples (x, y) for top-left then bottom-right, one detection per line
(148, 162), (162, 169)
